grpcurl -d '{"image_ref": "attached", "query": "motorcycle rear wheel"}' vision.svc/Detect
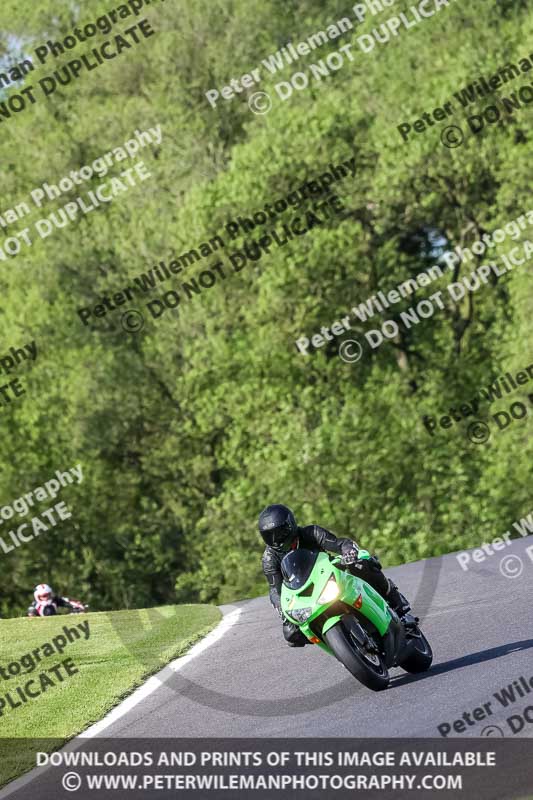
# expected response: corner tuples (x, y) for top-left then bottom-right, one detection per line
(324, 618), (390, 691)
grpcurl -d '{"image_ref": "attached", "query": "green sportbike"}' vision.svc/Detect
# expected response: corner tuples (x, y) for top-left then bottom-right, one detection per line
(280, 548), (433, 691)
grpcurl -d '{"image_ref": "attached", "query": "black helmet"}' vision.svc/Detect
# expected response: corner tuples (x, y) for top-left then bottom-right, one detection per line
(258, 504), (297, 551)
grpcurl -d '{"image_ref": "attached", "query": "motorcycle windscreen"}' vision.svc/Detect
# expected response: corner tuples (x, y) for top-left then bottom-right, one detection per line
(281, 549), (319, 590)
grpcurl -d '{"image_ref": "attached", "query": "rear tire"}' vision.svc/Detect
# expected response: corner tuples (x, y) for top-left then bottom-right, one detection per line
(401, 629), (433, 673)
(324, 619), (390, 691)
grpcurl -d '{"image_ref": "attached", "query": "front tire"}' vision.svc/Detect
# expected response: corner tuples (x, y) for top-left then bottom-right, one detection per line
(324, 619), (390, 691)
(401, 629), (433, 673)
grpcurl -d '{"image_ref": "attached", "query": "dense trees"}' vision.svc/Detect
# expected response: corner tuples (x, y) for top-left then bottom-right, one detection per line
(0, 0), (531, 615)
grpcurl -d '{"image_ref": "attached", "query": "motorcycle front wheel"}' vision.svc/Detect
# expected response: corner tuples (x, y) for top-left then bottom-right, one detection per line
(400, 628), (433, 674)
(324, 618), (390, 691)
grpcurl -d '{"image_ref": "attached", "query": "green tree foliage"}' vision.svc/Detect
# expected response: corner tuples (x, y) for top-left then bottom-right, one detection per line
(0, 0), (531, 614)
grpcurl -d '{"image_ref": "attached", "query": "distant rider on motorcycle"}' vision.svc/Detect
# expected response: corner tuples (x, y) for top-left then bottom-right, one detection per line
(27, 583), (86, 617)
(259, 504), (412, 647)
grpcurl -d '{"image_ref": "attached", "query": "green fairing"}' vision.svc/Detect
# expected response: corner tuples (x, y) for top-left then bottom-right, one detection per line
(280, 552), (391, 656)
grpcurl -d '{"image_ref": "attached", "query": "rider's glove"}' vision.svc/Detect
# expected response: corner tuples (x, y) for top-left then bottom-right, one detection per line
(340, 541), (359, 562)
(359, 554), (382, 571)
(349, 548), (382, 571)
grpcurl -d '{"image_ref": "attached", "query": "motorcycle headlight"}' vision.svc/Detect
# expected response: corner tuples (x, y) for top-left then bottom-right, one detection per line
(318, 578), (340, 604)
(291, 607), (313, 623)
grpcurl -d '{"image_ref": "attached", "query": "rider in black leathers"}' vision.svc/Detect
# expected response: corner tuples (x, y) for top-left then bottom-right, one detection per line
(259, 504), (411, 646)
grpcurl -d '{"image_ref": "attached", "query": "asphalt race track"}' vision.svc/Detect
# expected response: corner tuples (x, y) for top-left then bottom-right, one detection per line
(88, 534), (533, 739)
(4, 535), (533, 800)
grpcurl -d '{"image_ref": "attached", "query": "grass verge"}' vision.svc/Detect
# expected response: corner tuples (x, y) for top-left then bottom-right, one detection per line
(0, 603), (221, 787)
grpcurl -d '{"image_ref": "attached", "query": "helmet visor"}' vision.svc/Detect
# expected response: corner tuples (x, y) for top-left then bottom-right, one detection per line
(262, 524), (292, 548)
(37, 592), (52, 601)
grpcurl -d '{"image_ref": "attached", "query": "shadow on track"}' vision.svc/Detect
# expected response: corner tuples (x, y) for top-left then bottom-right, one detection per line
(391, 638), (533, 687)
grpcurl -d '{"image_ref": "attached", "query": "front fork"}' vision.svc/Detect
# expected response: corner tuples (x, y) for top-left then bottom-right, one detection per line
(381, 611), (405, 667)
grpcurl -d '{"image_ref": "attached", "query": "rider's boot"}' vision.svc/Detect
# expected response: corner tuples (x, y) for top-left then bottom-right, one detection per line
(283, 620), (309, 647)
(386, 580), (415, 622)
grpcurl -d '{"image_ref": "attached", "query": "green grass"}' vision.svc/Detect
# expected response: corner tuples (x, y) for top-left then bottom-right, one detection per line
(0, 604), (221, 787)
